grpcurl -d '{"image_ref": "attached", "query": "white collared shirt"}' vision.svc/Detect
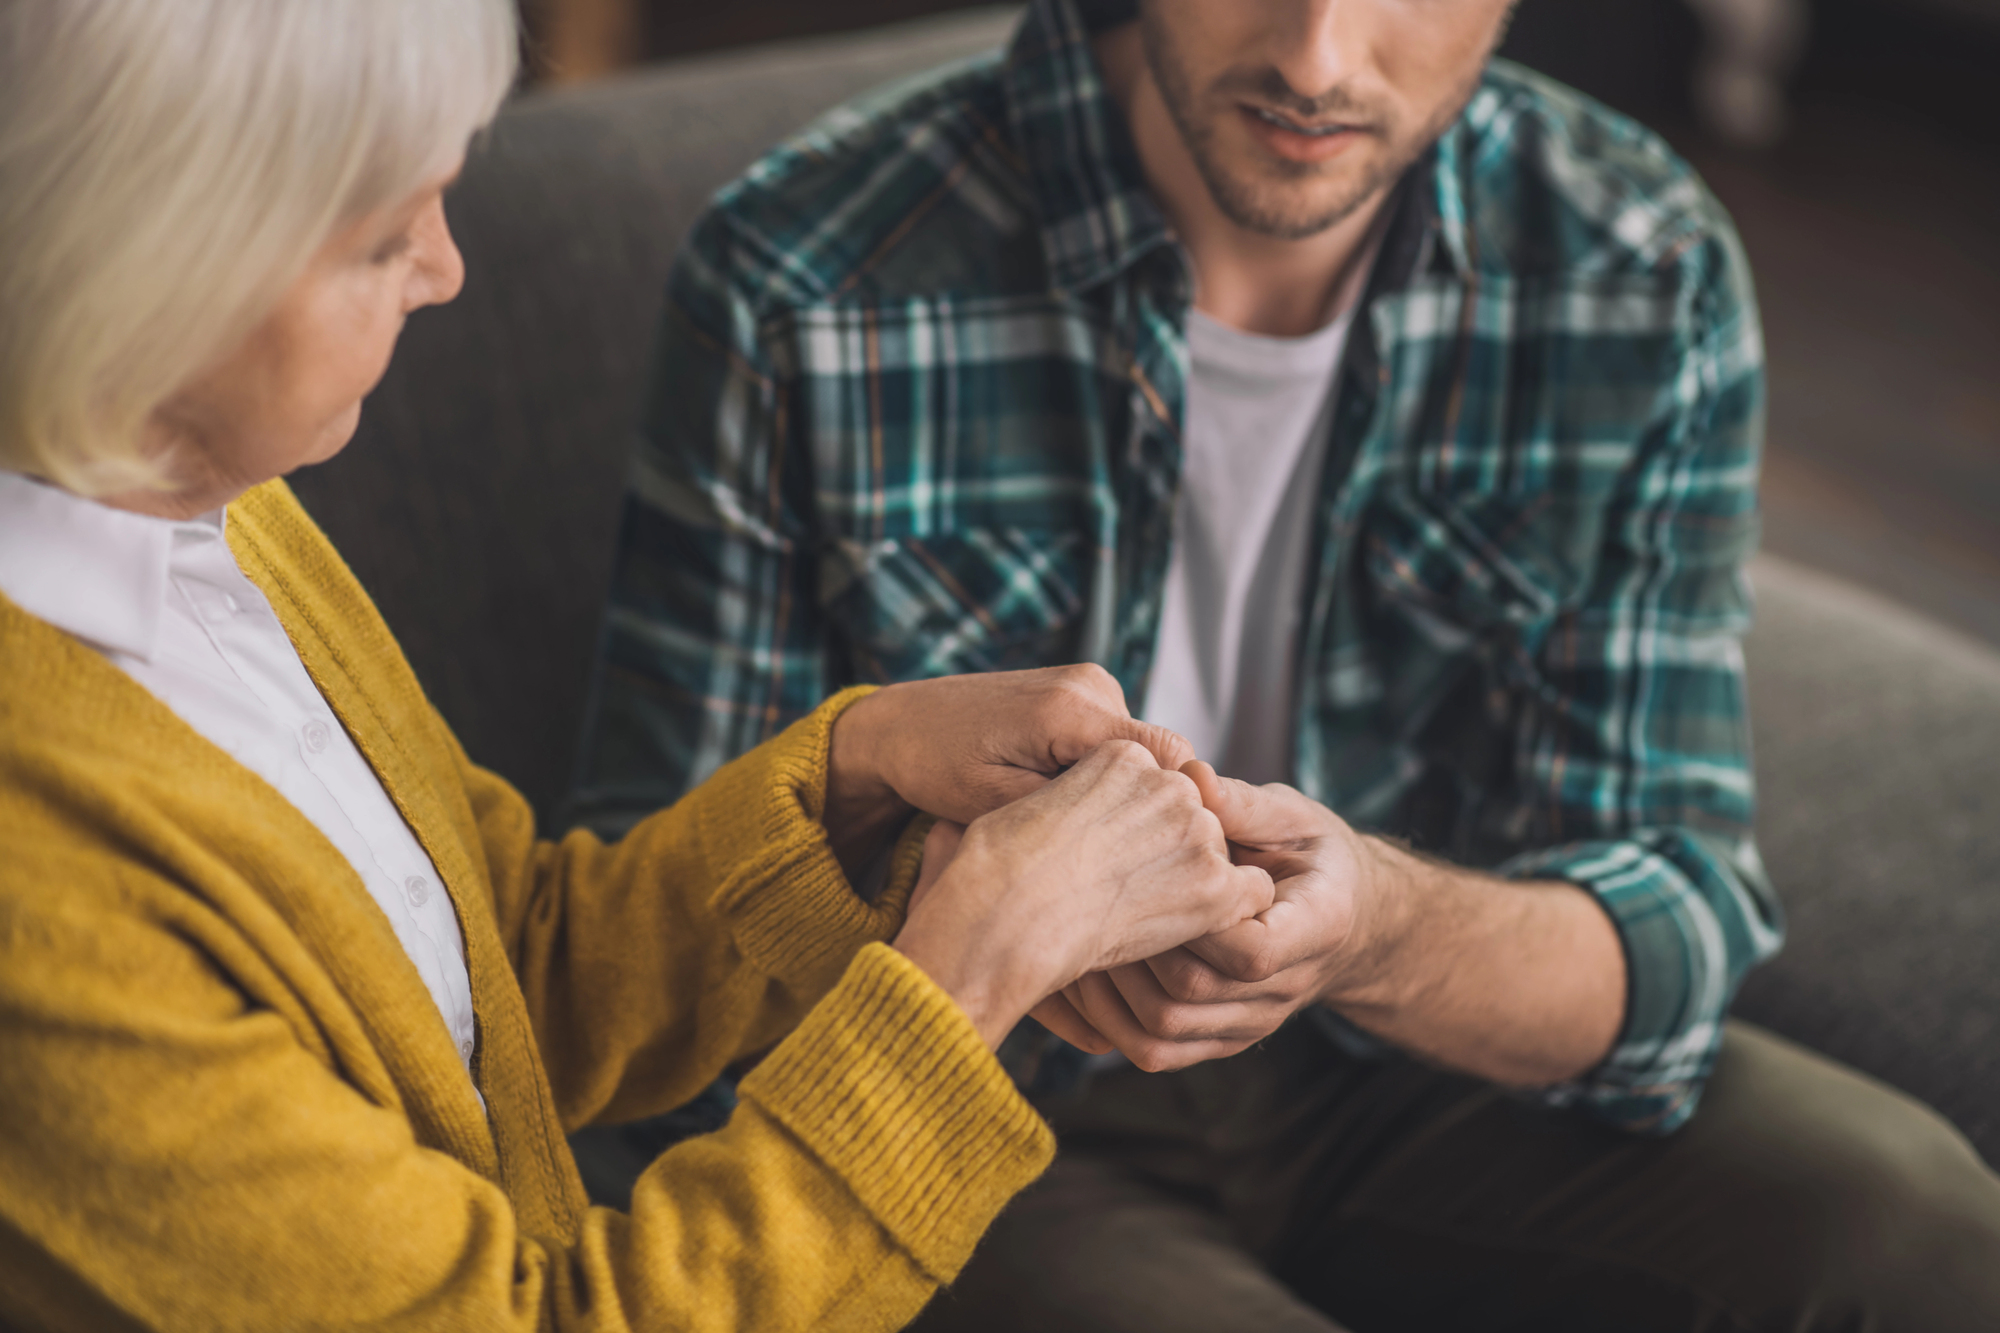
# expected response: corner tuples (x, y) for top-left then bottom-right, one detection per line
(0, 471), (479, 1082)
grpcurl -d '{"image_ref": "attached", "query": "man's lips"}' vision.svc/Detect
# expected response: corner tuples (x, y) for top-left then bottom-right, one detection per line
(1239, 104), (1367, 164)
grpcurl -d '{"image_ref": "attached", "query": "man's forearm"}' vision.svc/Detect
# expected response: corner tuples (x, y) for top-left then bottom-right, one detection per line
(1327, 838), (1627, 1087)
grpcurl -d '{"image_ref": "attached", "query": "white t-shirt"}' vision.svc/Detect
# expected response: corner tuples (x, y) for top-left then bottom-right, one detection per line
(0, 471), (480, 1089)
(1142, 306), (1358, 786)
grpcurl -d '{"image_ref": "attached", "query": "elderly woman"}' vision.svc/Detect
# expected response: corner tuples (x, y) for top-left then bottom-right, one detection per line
(0, 2), (1273, 1328)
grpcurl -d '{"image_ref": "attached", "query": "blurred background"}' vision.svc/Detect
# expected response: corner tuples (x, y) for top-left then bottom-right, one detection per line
(516, 0), (2000, 645)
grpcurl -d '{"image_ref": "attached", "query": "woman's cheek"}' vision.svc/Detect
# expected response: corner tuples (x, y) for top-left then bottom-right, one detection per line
(328, 263), (412, 403)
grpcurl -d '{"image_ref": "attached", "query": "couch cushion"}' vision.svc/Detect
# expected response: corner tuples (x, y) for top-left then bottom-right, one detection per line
(1740, 554), (2000, 1160)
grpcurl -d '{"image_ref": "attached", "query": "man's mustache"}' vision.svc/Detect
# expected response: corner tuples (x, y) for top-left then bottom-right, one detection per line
(1219, 66), (1386, 127)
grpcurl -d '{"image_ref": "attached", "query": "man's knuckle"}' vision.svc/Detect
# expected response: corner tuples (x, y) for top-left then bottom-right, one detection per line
(1208, 947), (1255, 982)
(1101, 738), (1150, 766)
(1072, 661), (1118, 694)
(1052, 664), (1117, 712)
(1242, 948), (1283, 983)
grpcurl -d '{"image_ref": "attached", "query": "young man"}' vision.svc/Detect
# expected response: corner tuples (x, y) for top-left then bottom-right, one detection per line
(575, 0), (2000, 1324)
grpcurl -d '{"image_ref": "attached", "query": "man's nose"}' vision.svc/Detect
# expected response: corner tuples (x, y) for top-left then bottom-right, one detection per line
(1270, 0), (1368, 106)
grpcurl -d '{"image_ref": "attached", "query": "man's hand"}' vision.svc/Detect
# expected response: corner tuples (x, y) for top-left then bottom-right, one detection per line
(1061, 764), (1385, 1071)
(892, 743), (1274, 1049)
(825, 665), (1194, 874)
(914, 768), (1388, 1067)
(1064, 763), (1630, 1086)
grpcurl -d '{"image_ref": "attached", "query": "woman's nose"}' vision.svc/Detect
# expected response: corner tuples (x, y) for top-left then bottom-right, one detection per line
(406, 198), (466, 311)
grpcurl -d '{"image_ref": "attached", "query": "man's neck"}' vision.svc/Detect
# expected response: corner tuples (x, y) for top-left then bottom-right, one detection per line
(1093, 24), (1388, 339)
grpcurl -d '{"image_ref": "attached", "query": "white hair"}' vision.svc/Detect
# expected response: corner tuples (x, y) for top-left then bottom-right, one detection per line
(0, 0), (519, 495)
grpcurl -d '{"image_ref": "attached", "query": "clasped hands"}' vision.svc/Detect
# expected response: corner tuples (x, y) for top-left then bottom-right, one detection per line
(828, 665), (1391, 1066)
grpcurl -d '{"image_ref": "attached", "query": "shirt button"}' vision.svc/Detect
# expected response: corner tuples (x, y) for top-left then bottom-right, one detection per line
(404, 875), (430, 908)
(301, 719), (331, 753)
(223, 593), (241, 614)
(459, 1038), (475, 1061)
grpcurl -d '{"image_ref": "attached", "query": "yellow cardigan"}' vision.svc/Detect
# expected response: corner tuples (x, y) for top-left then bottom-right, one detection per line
(0, 480), (1053, 1331)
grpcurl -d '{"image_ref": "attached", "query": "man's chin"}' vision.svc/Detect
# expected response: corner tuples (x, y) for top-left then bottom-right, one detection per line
(1194, 138), (1399, 241)
(1207, 180), (1383, 241)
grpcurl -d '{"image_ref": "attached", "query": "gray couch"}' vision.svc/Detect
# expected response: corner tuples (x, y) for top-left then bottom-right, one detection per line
(291, 9), (2000, 1162)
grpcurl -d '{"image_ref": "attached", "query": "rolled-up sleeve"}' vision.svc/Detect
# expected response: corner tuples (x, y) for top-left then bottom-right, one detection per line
(1498, 222), (1782, 1134)
(1503, 829), (1779, 1132)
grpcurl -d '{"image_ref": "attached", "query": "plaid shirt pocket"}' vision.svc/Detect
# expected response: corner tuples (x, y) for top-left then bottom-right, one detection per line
(825, 528), (1091, 681)
(1362, 486), (1610, 642)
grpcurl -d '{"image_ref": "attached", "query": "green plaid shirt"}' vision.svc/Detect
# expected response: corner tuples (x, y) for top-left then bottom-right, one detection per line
(575, 0), (1781, 1132)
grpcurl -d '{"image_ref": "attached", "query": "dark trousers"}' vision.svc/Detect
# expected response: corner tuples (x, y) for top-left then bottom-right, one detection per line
(909, 1021), (2000, 1332)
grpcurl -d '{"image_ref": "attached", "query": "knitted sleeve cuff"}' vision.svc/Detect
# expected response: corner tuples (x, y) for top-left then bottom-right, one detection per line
(697, 687), (926, 996)
(736, 942), (1056, 1281)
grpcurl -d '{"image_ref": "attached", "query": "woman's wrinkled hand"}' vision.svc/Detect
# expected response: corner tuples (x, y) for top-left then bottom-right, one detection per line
(822, 664), (1195, 880)
(891, 740), (1274, 1049)
(1057, 765), (1373, 1072)
(910, 816), (1114, 1054)
(910, 817), (965, 918)
(827, 664), (1195, 842)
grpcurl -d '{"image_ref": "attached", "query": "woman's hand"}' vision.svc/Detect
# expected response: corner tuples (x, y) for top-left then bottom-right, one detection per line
(913, 818), (1119, 1055)
(824, 665), (1194, 874)
(910, 818), (965, 919)
(890, 741), (1274, 1049)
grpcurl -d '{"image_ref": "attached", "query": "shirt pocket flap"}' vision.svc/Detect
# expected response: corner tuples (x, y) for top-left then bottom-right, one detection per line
(823, 527), (1089, 679)
(1363, 487), (1604, 635)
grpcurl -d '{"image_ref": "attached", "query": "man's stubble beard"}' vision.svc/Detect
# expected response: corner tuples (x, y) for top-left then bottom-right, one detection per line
(1138, 15), (1495, 242)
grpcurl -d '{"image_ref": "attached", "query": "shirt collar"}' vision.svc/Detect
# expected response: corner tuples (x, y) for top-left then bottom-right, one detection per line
(1000, 0), (1473, 298)
(0, 470), (224, 662)
(1001, 0), (1177, 296)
